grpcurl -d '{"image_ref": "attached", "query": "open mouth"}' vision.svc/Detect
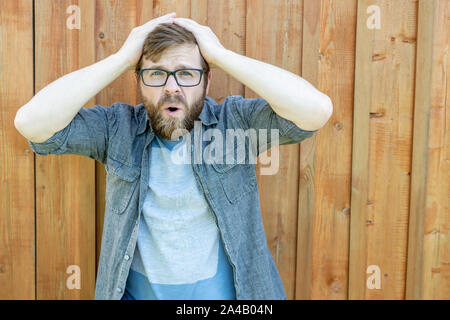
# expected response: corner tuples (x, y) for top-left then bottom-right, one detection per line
(164, 104), (182, 115)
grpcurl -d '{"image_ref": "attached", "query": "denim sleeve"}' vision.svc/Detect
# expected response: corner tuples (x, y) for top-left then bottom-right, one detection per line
(27, 104), (113, 164)
(231, 95), (318, 154)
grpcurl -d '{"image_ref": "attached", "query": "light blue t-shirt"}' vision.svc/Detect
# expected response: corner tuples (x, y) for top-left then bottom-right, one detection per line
(122, 133), (236, 300)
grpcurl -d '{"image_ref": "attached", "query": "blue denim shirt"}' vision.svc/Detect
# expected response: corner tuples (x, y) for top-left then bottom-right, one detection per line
(27, 95), (317, 300)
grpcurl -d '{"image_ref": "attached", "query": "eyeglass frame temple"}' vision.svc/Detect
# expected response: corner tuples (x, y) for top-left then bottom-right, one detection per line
(139, 68), (205, 87)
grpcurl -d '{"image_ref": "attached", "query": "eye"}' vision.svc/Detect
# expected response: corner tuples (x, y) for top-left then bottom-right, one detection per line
(180, 71), (193, 77)
(151, 71), (162, 76)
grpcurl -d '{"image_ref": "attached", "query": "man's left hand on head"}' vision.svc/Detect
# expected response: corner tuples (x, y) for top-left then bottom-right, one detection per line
(172, 17), (226, 68)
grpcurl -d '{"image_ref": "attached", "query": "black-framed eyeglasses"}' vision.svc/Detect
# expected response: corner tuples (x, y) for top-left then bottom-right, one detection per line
(139, 68), (205, 87)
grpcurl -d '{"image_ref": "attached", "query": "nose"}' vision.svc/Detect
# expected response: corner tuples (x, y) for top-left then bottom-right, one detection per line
(164, 73), (181, 94)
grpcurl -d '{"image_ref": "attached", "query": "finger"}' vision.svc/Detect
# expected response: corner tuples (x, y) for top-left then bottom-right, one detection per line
(172, 19), (190, 30)
(156, 12), (176, 23)
(173, 17), (201, 28)
(173, 19), (201, 33)
(143, 12), (176, 27)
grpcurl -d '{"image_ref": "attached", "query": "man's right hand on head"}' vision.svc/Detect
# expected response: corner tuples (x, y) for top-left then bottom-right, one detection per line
(116, 12), (177, 70)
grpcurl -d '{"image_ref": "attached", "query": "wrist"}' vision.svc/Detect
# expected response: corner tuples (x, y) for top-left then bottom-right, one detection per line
(210, 48), (234, 70)
(113, 51), (134, 71)
(209, 48), (231, 69)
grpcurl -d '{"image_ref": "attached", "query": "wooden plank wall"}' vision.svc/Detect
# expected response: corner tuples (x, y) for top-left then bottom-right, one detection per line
(298, 0), (357, 299)
(246, 0), (304, 298)
(0, 0), (35, 299)
(1, 0), (448, 300)
(33, 0), (97, 299)
(350, 0), (417, 299)
(406, 0), (449, 300)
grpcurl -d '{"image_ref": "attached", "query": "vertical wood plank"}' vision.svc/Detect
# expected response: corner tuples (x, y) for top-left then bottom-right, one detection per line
(0, 0), (35, 299)
(406, 0), (450, 300)
(365, 0), (416, 299)
(350, 0), (417, 299)
(296, 0), (317, 299)
(35, 0), (96, 299)
(348, 0), (372, 299)
(298, 0), (357, 300)
(245, 0), (303, 299)
(405, 0), (435, 300)
(421, 0), (450, 299)
(206, 0), (246, 103)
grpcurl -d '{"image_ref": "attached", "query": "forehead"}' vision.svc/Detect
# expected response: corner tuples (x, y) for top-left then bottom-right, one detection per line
(142, 43), (203, 69)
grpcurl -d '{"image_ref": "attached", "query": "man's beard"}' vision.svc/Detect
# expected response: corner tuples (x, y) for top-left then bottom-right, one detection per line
(140, 84), (207, 141)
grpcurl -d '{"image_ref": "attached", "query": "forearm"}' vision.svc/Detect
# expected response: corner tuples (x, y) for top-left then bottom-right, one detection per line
(213, 49), (332, 131)
(14, 53), (129, 141)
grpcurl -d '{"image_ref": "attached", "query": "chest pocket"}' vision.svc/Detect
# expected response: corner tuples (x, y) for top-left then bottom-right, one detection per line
(105, 156), (140, 215)
(212, 151), (257, 204)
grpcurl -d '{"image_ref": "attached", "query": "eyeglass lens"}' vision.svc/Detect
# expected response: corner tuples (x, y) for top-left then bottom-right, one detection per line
(142, 69), (202, 86)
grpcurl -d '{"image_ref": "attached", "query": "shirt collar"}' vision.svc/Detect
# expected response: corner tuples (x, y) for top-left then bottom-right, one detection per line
(136, 96), (218, 135)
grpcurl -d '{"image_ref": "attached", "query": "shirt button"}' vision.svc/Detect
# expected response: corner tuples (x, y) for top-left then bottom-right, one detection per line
(117, 287), (122, 293)
(124, 254), (130, 261)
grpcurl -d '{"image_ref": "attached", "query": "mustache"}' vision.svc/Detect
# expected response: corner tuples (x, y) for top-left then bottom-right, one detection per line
(159, 94), (186, 109)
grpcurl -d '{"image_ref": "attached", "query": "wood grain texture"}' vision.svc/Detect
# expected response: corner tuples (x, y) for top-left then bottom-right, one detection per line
(2, 0), (448, 300)
(0, 0), (35, 300)
(406, 0), (450, 300)
(207, 0), (246, 103)
(245, 0), (303, 299)
(350, 0), (417, 299)
(34, 0), (96, 299)
(349, 0), (372, 300)
(365, 0), (416, 300)
(299, 0), (357, 300)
